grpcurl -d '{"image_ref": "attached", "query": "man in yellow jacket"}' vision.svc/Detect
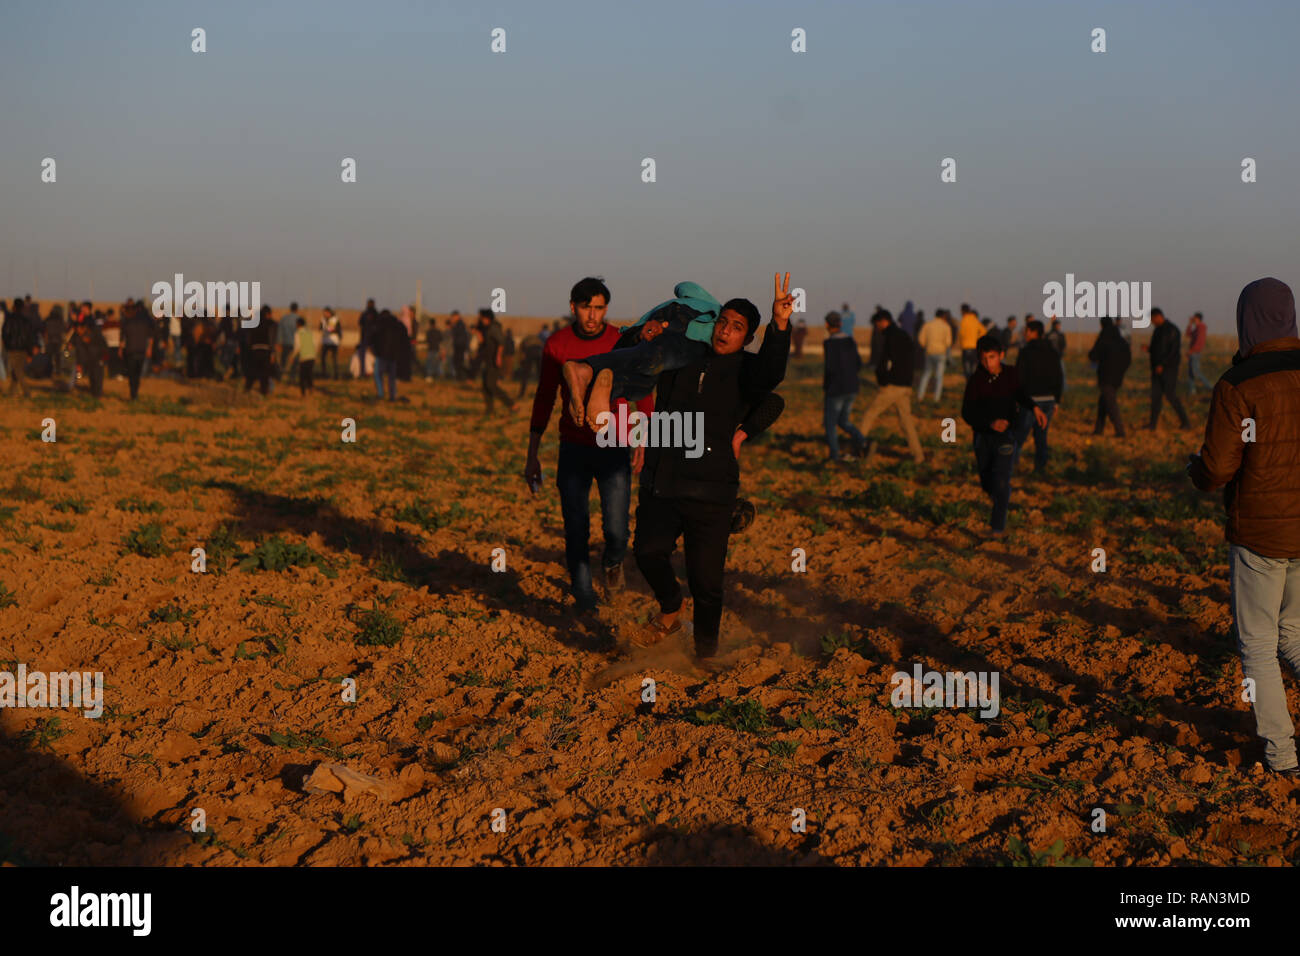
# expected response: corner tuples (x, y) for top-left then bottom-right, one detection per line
(959, 306), (985, 379)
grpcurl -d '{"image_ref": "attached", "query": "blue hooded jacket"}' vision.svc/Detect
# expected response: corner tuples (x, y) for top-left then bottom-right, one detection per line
(629, 281), (722, 345)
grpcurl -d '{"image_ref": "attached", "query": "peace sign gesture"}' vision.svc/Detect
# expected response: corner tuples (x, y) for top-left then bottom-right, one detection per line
(772, 272), (794, 330)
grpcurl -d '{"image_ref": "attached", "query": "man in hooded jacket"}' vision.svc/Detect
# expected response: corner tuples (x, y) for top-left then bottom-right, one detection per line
(1088, 316), (1131, 437)
(1189, 277), (1300, 777)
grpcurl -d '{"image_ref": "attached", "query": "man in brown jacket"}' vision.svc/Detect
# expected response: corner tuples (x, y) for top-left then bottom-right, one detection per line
(1189, 277), (1300, 776)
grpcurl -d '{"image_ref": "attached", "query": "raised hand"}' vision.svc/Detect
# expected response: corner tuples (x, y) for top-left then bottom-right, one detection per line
(772, 272), (793, 330)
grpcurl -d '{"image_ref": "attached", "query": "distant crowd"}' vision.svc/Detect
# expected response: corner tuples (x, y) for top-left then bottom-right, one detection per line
(0, 294), (567, 405)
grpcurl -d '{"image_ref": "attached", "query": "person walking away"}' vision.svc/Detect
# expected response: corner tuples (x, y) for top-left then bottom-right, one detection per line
(478, 309), (515, 413)
(450, 310), (469, 379)
(1188, 277), (1300, 777)
(822, 310), (867, 462)
(840, 302), (856, 339)
(916, 309), (953, 402)
(1045, 316), (1067, 394)
(43, 305), (66, 382)
(959, 306), (984, 379)
(120, 301), (154, 400)
(1088, 316), (1131, 437)
(372, 309), (402, 401)
(287, 315), (318, 396)
(859, 309), (925, 466)
(1144, 307), (1191, 430)
(3, 297), (38, 397)
(72, 320), (107, 397)
(1012, 320), (1063, 473)
(424, 316), (444, 380)
(244, 306), (275, 395)
(277, 301), (301, 381)
(1186, 311), (1212, 395)
(517, 330), (543, 397)
(320, 307), (341, 379)
(961, 334), (1046, 535)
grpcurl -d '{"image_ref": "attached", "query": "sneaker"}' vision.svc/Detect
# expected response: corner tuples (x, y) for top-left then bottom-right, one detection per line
(603, 564), (624, 593)
(1269, 764), (1300, 779)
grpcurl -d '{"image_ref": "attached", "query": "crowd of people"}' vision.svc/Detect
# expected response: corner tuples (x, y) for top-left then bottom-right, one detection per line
(5, 275), (1300, 781)
(0, 295), (556, 404)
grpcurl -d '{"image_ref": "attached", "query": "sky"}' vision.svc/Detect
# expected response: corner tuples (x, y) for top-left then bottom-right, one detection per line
(1, 0), (1297, 331)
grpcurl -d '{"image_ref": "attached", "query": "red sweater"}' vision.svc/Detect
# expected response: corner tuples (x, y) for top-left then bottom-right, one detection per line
(529, 324), (654, 447)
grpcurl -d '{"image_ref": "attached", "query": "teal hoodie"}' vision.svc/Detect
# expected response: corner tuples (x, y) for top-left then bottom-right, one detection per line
(630, 281), (722, 345)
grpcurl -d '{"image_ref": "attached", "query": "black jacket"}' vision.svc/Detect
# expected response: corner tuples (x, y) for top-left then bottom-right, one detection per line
(641, 322), (790, 504)
(1149, 320), (1181, 371)
(961, 364), (1035, 435)
(1088, 324), (1131, 388)
(874, 322), (914, 387)
(1015, 338), (1064, 400)
(823, 334), (861, 397)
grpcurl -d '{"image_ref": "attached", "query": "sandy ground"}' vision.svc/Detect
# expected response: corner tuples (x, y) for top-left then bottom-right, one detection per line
(1, 339), (1295, 867)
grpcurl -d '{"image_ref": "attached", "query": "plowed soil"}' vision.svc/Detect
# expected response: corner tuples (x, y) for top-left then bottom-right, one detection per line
(3, 339), (1295, 867)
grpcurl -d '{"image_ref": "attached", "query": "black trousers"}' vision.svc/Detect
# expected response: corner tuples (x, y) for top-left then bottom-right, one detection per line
(320, 344), (339, 378)
(299, 359), (315, 395)
(1094, 383), (1125, 436)
(1150, 370), (1190, 428)
(244, 349), (272, 395)
(633, 492), (734, 655)
(125, 353), (147, 399)
(481, 364), (514, 411)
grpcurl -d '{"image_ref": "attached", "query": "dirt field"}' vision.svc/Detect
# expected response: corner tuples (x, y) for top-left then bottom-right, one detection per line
(2, 338), (1296, 867)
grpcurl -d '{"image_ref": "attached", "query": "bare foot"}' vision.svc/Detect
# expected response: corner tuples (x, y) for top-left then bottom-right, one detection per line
(586, 368), (614, 432)
(562, 360), (592, 427)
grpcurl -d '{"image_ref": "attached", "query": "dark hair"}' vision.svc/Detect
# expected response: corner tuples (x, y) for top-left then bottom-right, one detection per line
(824, 310), (842, 329)
(970, 308), (979, 319)
(872, 308), (893, 325)
(1026, 320), (1045, 336)
(478, 308), (493, 320)
(260, 304), (272, 318)
(1024, 313), (1034, 320)
(960, 302), (970, 313)
(1007, 315), (1016, 324)
(296, 316), (306, 327)
(721, 297), (762, 339)
(290, 301), (299, 311)
(1151, 307), (1164, 319)
(1051, 318), (1062, 327)
(976, 333), (1004, 355)
(570, 277), (610, 307)
(916, 310), (925, 321)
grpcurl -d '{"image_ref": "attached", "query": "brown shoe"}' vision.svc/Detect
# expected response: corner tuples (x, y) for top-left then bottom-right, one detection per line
(631, 617), (681, 648)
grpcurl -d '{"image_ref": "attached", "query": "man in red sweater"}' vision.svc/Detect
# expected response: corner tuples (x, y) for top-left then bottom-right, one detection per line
(525, 277), (653, 613)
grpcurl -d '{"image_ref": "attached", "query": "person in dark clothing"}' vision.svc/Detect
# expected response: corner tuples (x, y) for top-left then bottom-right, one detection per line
(859, 308), (924, 466)
(1012, 320), (1064, 472)
(822, 310), (867, 461)
(244, 306), (275, 395)
(632, 273), (793, 662)
(516, 331), (543, 397)
(477, 309), (515, 413)
(71, 321), (108, 397)
(3, 297), (39, 397)
(962, 334), (1047, 534)
(357, 299), (379, 377)
(119, 302), (155, 399)
(371, 309), (402, 401)
(450, 311), (469, 378)
(1087, 316), (1131, 437)
(1045, 317), (1067, 394)
(1144, 307), (1191, 430)
(424, 317), (444, 379)
(43, 305), (67, 381)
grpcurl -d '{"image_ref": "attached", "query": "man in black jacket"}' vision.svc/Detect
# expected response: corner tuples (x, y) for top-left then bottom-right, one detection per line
(962, 334), (1047, 534)
(1087, 316), (1131, 437)
(1013, 320), (1064, 473)
(822, 310), (867, 461)
(1144, 307), (1191, 430)
(860, 309), (924, 466)
(631, 273), (793, 662)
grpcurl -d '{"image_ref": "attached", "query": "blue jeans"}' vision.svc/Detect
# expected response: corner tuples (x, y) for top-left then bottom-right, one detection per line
(824, 393), (866, 459)
(373, 357), (396, 400)
(973, 431), (1017, 532)
(1188, 352), (1212, 393)
(584, 331), (710, 404)
(1013, 399), (1056, 472)
(425, 352), (443, 378)
(557, 441), (631, 606)
(916, 353), (946, 401)
(1231, 544), (1300, 771)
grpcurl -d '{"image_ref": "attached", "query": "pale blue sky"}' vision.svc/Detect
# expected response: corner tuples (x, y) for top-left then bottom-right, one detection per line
(2, 0), (1297, 331)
